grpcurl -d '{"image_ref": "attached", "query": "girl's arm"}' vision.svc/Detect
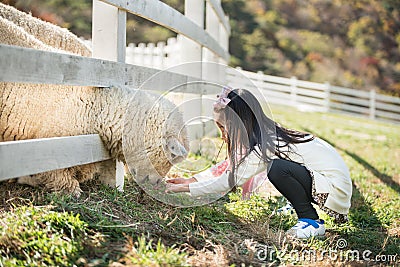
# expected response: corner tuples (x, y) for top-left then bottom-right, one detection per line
(166, 159), (229, 185)
(194, 160), (229, 182)
(188, 151), (267, 196)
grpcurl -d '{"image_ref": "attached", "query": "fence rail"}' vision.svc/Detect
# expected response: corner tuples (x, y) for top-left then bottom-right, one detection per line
(0, 44), (204, 94)
(226, 67), (400, 124)
(0, 135), (110, 181)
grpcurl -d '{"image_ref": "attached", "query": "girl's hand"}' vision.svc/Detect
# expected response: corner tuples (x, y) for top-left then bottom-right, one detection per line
(166, 177), (197, 185)
(165, 183), (190, 193)
(164, 177), (195, 193)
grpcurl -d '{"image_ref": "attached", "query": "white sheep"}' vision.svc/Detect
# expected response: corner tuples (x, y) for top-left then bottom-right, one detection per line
(0, 15), (57, 52)
(0, 3), (91, 56)
(0, 4), (189, 197)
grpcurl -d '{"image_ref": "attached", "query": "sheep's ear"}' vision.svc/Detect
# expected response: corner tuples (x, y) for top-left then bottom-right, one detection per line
(166, 137), (187, 157)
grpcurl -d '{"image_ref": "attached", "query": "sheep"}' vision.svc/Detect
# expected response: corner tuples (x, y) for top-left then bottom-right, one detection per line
(0, 15), (57, 52)
(0, 2), (91, 56)
(0, 4), (189, 197)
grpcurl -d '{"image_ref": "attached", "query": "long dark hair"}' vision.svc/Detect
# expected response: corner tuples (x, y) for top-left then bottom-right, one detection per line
(222, 89), (314, 189)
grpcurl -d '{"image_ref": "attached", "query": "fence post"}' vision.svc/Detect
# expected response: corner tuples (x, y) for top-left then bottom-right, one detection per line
(290, 76), (298, 106)
(176, 0), (205, 141)
(218, 15), (229, 84)
(126, 43), (135, 65)
(155, 41), (165, 69)
(144, 43), (155, 67)
(179, 0), (204, 65)
(165, 37), (177, 68)
(324, 81), (331, 113)
(92, 0), (126, 62)
(369, 89), (376, 119)
(203, 0), (221, 84)
(137, 43), (145, 66)
(92, 0), (126, 191)
(202, 0), (225, 137)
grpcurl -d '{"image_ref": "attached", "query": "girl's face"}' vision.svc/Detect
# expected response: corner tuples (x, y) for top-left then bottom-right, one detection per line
(214, 111), (228, 142)
(218, 124), (228, 143)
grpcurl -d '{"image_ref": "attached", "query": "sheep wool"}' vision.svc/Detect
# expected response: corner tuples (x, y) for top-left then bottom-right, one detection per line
(0, 4), (189, 197)
(0, 3), (91, 56)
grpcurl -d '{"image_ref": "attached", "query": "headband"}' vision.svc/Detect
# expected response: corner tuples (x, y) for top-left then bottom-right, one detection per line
(213, 86), (232, 111)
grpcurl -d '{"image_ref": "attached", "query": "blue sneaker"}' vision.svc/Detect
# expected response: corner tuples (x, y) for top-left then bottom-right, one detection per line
(287, 218), (325, 239)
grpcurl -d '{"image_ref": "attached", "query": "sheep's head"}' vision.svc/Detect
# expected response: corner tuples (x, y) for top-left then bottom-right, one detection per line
(161, 103), (189, 161)
(147, 100), (189, 183)
(123, 91), (189, 185)
(163, 135), (188, 164)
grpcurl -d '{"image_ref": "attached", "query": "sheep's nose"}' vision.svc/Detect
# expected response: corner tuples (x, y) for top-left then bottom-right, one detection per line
(171, 154), (186, 164)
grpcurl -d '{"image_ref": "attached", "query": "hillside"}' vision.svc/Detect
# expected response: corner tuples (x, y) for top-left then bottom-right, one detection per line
(222, 0), (400, 95)
(1, 0), (399, 95)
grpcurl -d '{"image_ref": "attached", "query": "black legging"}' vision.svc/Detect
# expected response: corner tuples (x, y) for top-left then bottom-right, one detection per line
(268, 159), (319, 220)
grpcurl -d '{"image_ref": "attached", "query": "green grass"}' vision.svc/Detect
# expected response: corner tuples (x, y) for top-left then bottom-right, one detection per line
(0, 206), (89, 266)
(0, 105), (399, 266)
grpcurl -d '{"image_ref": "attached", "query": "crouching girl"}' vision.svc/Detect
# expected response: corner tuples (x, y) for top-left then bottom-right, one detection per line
(166, 88), (352, 239)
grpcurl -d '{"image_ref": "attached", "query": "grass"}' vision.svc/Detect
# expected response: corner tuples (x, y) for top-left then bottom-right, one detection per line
(0, 206), (89, 266)
(0, 104), (399, 266)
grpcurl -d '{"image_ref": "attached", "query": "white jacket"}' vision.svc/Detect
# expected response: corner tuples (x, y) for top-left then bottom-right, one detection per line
(189, 137), (352, 214)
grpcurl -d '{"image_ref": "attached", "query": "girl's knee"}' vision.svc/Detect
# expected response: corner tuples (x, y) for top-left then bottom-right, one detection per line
(268, 159), (287, 183)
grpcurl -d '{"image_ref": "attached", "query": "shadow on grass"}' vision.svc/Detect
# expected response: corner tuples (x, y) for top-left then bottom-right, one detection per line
(342, 149), (400, 195)
(345, 183), (391, 252)
(302, 128), (400, 256)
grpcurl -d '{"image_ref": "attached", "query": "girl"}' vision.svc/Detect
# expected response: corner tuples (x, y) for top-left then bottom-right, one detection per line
(166, 88), (352, 239)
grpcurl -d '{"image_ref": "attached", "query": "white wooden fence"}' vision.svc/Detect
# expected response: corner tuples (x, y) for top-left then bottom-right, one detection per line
(125, 37), (180, 70)
(0, 0), (230, 187)
(122, 38), (400, 125)
(226, 68), (400, 124)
